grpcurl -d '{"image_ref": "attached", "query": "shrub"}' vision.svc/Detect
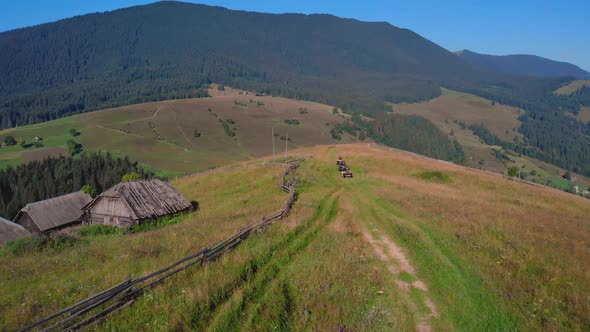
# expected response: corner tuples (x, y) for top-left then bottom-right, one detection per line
(122, 172), (140, 182)
(81, 184), (97, 197)
(222, 122), (236, 137)
(3, 135), (16, 146)
(330, 128), (342, 140)
(507, 166), (520, 177)
(1, 236), (48, 255)
(49, 232), (82, 250)
(284, 119), (300, 125)
(415, 170), (451, 183)
(129, 215), (184, 233)
(1, 232), (82, 255)
(79, 225), (124, 236)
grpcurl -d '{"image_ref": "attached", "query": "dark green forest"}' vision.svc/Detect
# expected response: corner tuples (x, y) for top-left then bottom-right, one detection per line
(334, 113), (465, 163)
(0, 1), (588, 174)
(372, 115), (465, 163)
(0, 153), (153, 219)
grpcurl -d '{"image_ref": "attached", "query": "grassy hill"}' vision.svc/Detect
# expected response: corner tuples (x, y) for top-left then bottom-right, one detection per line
(554, 80), (590, 95)
(389, 88), (590, 190)
(1, 144), (589, 331)
(0, 85), (354, 177)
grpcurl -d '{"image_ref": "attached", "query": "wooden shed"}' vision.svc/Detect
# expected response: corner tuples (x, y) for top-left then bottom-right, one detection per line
(13, 191), (92, 234)
(0, 216), (30, 246)
(83, 179), (192, 228)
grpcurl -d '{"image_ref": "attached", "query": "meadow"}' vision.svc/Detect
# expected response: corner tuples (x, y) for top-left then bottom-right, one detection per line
(389, 88), (590, 190)
(1, 144), (589, 331)
(554, 80), (590, 95)
(0, 85), (352, 177)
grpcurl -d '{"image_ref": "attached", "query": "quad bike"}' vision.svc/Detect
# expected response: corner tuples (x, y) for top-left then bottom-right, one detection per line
(341, 167), (353, 178)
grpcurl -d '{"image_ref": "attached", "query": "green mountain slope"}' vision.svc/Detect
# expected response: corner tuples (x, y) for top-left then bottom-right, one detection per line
(456, 49), (590, 79)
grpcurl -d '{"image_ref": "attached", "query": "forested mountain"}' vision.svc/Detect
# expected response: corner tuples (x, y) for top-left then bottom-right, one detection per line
(0, 0), (547, 128)
(456, 49), (590, 79)
(0, 153), (153, 219)
(0, 1), (589, 175)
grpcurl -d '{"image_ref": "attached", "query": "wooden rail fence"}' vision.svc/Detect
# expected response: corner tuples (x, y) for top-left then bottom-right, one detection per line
(19, 160), (302, 332)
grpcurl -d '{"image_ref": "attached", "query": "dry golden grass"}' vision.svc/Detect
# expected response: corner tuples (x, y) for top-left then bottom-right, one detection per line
(330, 144), (590, 330)
(0, 85), (353, 175)
(390, 88), (523, 142)
(554, 80), (590, 95)
(2, 143), (589, 331)
(575, 106), (590, 124)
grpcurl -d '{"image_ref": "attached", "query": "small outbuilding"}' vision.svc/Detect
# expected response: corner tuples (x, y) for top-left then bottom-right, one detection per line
(13, 191), (92, 234)
(0, 216), (30, 246)
(83, 179), (192, 228)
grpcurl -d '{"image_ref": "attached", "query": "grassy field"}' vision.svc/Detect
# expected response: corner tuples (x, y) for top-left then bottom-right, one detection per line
(0, 85), (353, 177)
(570, 106), (590, 124)
(390, 88), (523, 143)
(389, 88), (590, 189)
(388, 88), (523, 173)
(554, 80), (590, 95)
(1, 144), (589, 331)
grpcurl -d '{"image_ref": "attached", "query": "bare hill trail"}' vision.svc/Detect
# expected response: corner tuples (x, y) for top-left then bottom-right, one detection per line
(2, 144), (589, 331)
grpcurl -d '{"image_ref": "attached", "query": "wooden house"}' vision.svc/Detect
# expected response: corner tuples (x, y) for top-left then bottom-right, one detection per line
(13, 191), (92, 234)
(0, 216), (30, 246)
(83, 179), (192, 228)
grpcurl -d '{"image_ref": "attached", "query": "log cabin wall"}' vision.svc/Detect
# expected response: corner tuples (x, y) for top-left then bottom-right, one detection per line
(14, 213), (41, 234)
(88, 197), (134, 228)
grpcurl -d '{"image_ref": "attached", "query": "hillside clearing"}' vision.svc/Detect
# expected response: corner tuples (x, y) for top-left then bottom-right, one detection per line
(554, 80), (590, 95)
(389, 88), (523, 143)
(0, 85), (353, 176)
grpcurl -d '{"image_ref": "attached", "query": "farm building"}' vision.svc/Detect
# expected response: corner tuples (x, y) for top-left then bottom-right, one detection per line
(83, 179), (192, 228)
(13, 191), (92, 234)
(0, 216), (30, 246)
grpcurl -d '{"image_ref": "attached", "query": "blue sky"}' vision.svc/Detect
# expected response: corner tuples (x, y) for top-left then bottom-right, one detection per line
(1, 0), (588, 71)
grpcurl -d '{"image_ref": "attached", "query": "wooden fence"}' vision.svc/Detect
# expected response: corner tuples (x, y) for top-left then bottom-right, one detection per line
(19, 160), (302, 332)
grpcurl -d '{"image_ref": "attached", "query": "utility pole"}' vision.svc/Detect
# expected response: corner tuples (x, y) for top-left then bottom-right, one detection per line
(285, 132), (288, 155)
(272, 127), (275, 157)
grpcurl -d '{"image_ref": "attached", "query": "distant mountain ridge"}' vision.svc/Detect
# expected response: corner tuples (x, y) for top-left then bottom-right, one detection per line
(456, 49), (590, 79)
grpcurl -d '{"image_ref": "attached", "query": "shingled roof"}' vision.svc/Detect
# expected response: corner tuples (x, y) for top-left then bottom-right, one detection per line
(0, 217), (30, 246)
(14, 191), (92, 232)
(86, 179), (192, 220)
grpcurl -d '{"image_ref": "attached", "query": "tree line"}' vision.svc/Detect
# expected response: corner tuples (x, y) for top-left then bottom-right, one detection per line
(0, 152), (153, 219)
